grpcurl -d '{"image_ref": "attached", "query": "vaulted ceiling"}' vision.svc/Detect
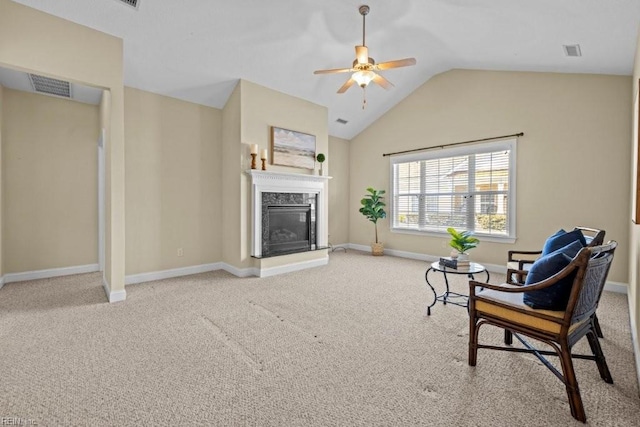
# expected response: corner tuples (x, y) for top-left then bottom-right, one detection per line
(11, 0), (640, 139)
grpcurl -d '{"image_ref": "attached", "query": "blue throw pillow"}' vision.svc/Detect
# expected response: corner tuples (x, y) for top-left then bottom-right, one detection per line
(553, 239), (583, 258)
(523, 240), (583, 310)
(541, 229), (586, 256)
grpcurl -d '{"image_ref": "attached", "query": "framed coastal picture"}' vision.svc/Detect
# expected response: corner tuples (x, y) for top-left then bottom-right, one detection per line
(270, 126), (316, 170)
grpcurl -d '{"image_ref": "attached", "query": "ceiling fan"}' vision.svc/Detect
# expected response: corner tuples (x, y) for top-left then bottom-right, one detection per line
(314, 4), (416, 108)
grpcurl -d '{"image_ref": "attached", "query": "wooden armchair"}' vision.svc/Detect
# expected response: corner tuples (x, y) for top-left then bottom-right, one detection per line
(507, 226), (605, 275)
(506, 226), (606, 337)
(469, 242), (617, 423)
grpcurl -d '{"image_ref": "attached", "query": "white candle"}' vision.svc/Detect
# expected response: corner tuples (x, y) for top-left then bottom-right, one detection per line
(261, 149), (268, 160)
(250, 144), (258, 155)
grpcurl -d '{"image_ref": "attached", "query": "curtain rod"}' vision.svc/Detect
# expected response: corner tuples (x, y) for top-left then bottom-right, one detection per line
(382, 132), (524, 157)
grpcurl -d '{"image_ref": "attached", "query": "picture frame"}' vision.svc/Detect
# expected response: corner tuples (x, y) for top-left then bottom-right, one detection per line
(270, 126), (316, 170)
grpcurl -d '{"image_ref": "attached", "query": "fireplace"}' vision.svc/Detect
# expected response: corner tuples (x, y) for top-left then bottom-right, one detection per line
(247, 169), (329, 260)
(261, 192), (316, 257)
(264, 205), (311, 255)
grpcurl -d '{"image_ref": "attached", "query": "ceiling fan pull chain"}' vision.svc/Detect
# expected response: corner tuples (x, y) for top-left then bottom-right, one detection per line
(362, 87), (367, 110)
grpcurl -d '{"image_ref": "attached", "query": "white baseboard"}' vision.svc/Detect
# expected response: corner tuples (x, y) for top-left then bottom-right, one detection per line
(125, 263), (224, 285)
(603, 281), (628, 294)
(258, 257), (329, 278)
(0, 276), (4, 290)
(346, 243), (627, 294)
(628, 295), (640, 397)
(348, 244), (510, 273)
(102, 275), (126, 303)
(3, 264), (99, 284)
(219, 263), (259, 278)
(124, 257), (330, 284)
(348, 243), (379, 254)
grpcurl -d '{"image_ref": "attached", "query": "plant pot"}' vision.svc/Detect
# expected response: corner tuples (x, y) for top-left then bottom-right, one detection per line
(319, 168), (325, 176)
(371, 242), (384, 256)
(457, 252), (470, 262)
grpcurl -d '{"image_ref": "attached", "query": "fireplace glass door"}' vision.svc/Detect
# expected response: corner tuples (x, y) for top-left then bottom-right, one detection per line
(264, 205), (311, 255)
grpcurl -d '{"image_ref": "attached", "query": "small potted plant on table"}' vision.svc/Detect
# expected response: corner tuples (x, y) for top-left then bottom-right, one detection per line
(316, 153), (326, 176)
(447, 227), (479, 261)
(359, 187), (387, 256)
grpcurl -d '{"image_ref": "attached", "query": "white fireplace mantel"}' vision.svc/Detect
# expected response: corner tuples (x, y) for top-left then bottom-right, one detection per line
(246, 170), (331, 257)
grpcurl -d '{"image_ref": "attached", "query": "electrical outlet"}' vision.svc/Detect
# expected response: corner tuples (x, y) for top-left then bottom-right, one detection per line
(177, 248), (184, 257)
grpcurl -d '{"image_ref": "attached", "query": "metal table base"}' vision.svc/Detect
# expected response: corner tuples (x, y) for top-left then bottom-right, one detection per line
(425, 262), (490, 316)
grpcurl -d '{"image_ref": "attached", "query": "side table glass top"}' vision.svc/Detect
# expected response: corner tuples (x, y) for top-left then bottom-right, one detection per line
(425, 261), (490, 315)
(429, 261), (486, 275)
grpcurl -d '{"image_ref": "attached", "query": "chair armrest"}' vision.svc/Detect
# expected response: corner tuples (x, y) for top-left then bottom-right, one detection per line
(506, 268), (529, 285)
(470, 262), (578, 295)
(507, 249), (542, 262)
(469, 281), (528, 294)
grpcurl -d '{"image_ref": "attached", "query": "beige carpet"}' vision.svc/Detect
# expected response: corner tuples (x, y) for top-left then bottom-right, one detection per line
(0, 250), (638, 426)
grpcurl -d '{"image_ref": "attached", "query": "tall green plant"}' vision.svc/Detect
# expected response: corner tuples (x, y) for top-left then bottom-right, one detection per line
(447, 227), (479, 253)
(359, 188), (387, 243)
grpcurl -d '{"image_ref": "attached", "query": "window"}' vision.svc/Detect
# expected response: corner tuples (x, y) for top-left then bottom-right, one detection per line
(390, 139), (516, 240)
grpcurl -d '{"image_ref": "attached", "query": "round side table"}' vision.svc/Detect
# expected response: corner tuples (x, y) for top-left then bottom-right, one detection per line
(425, 261), (490, 315)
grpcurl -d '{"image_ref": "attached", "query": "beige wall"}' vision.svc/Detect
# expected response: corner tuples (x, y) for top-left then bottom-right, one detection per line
(329, 136), (350, 245)
(0, 0), (126, 293)
(2, 89), (98, 273)
(240, 80), (329, 270)
(220, 80), (329, 271)
(99, 90), (110, 274)
(124, 88), (222, 275)
(240, 80), (329, 176)
(221, 82), (242, 267)
(350, 69), (631, 283)
(0, 85), (3, 277)
(629, 28), (640, 392)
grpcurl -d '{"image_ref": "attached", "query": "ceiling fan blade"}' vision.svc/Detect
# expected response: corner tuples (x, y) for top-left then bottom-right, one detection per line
(372, 73), (394, 90)
(375, 58), (417, 71)
(314, 67), (353, 75)
(337, 77), (356, 94)
(355, 45), (369, 64)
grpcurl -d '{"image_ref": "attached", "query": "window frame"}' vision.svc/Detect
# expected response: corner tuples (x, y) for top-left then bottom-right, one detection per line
(389, 138), (517, 243)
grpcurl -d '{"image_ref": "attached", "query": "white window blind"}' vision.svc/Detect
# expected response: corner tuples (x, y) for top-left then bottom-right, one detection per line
(390, 139), (516, 239)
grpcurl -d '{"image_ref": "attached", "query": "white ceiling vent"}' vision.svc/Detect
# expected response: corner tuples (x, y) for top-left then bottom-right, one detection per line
(116, 0), (139, 9)
(563, 44), (582, 57)
(336, 118), (348, 125)
(28, 74), (71, 98)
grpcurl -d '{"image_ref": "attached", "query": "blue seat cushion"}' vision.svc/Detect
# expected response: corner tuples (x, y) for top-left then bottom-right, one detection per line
(523, 240), (583, 310)
(541, 229), (586, 256)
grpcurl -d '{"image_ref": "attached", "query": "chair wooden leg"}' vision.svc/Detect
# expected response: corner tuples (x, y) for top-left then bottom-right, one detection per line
(593, 315), (604, 339)
(558, 341), (586, 422)
(586, 329), (613, 384)
(469, 317), (479, 366)
(504, 329), (513, 345)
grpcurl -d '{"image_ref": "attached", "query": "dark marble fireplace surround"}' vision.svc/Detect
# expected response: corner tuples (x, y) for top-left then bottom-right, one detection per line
(261, 192), (317, 257)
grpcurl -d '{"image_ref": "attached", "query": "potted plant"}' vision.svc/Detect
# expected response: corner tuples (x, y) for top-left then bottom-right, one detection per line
(359, 187), (387, 256)
(316, 153), (326, 175)
(447, 227), (479, 261)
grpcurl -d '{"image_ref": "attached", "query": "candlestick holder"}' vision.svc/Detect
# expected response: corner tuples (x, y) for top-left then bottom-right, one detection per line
(261, 158), (267, 171)
(250, 153), (257, 169)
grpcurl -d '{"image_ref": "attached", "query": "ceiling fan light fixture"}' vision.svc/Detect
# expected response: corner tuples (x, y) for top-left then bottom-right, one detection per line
(313, 4), (415, 103)
(353, 70), (375, 87)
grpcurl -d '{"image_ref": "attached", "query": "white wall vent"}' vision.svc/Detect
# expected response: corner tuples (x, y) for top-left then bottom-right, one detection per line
(336, 118), (348, 125)
(563, 44), (582, 57)
(28, 74), (71, 98)
(117, 0), (139, 9)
